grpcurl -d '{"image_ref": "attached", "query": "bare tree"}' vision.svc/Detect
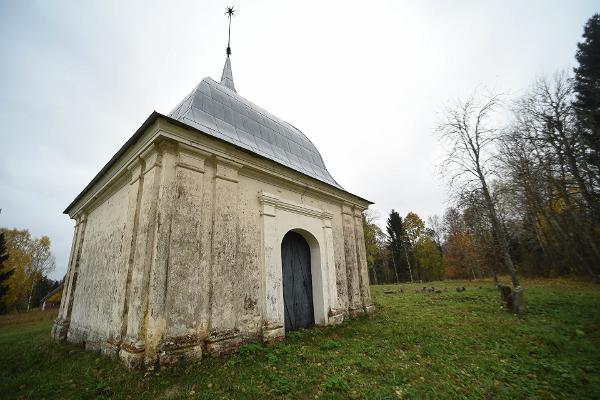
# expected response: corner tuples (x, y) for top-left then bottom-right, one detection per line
(516, 73), (598, 216)
(461, 192), (499, 284)
(500, 73), (600, 282)
(427, 214), (444, 252)
(437, 92), (521, 290)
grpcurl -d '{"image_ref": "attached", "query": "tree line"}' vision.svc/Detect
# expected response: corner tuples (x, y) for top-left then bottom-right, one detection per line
(364, 14), (600, 287)
(0, 228), (57, 314)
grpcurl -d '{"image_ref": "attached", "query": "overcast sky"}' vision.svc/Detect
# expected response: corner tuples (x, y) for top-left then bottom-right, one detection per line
(0, 0), (596, 280)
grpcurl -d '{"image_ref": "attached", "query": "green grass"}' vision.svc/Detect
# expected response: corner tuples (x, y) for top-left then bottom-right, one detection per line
(1, 278), (599, 399)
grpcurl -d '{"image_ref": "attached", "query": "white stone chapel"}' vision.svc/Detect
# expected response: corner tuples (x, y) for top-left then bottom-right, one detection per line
(52, 50), (373, 367)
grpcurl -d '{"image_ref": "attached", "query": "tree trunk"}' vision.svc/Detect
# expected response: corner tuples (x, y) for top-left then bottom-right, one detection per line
(479, 173), (520, 288)
(490, 265), (499, 287)
(27, 280), (35, 311)
(403, 248), (414, 283)
(391, 248), (400, 283)
(499, 284), (525, 313)
(371, 267), (379, 285)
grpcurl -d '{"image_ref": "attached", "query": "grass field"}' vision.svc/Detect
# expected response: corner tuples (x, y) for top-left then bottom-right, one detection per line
(1, 278), (599, 399)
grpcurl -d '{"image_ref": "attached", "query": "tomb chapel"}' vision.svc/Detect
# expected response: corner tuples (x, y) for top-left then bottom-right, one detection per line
(52, 51), (373, 367)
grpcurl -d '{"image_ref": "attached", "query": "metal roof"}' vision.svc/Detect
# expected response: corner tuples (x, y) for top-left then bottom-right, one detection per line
(168, 56), (343, 189)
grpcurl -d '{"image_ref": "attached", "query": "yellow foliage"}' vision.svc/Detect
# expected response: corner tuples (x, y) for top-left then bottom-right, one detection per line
(414, 237), (443, 281)
(0, 229), (54, 311)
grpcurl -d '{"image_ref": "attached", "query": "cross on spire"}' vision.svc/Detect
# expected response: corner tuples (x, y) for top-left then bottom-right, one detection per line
(225, 6), (235, 56)
(220, 6), (237, 92)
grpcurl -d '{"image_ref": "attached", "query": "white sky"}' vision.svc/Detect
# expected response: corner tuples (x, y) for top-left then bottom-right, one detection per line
(0, 0), (596, 280)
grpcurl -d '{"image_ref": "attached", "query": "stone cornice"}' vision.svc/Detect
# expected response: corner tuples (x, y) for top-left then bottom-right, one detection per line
(127, 158), (143, 185)
(140, 143), (163, 175)
(176, 143), (211, 174)
(258, 192), (333, 221)
(65, 118), (371, 219)
(215, 156), (243, 183)
(155, 118), (372, 208)
(214, 155), (243, 170)
(342, 204), (354, 216)
(75, 213), (87, 226)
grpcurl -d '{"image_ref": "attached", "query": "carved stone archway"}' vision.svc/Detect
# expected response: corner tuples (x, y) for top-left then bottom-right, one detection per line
(259, 192), (337, 340)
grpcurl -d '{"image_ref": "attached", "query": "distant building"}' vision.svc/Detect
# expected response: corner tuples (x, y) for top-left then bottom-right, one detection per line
(40, 282), (63, 310)
(52, 54), (373, 368)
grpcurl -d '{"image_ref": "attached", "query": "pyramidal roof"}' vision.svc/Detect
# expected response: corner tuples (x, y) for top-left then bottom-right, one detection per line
(168, 56), (342, 189)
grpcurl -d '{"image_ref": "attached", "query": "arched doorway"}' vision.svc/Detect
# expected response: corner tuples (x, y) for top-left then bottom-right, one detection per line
(281, 231), (314, 331)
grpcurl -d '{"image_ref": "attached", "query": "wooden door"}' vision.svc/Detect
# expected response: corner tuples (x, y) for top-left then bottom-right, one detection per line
(281, 231), (314, 331)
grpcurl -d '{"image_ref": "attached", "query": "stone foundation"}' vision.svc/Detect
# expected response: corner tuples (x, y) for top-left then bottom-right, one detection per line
(263, 321), (285, 342)
(51, 306), (374, 369)
(159, 344), (203, 366)
(206, 335), (244, 356)
(349, 306), (366, 317)
(51, 318), (70, 342)
(119, 346), (145, 369)
(328, 309), (345, 325)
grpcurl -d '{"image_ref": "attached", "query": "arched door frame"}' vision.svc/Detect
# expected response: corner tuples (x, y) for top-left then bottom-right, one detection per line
(281, 229), (316, 331)
(281, 228), (321, 330)
(259, 192), (337, 340)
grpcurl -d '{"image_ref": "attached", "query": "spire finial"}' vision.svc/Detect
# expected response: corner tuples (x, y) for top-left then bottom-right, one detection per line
(225, 6), (235, 56)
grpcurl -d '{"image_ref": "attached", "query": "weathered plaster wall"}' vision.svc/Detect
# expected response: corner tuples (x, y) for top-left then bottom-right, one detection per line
(67, 177), (130, 350)
(53, 120), (372, 367)
(163, 146), (213, 345)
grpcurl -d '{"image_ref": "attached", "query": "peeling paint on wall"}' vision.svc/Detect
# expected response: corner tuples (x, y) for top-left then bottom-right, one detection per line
(53, 123), (373, 368)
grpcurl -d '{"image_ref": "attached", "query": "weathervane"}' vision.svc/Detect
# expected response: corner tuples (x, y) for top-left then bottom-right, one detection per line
(225, 6), (235, 56)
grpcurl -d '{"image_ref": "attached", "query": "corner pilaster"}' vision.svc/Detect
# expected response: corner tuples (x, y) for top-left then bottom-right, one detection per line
(109, 157), (144, 355)
(145, 141), (179, 363)
(259, 192), (284, 341)
(353, 207), (373, 313)
(52, 212), (87, 342)
(322, 213), (343, 324)
(342, 204), (362, 315)
(207, 156), (243, 355)
(158, 143), (212, 365)
(119, 143), (164, 368)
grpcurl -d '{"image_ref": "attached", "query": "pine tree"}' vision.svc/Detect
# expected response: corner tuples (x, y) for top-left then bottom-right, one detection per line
(0, 231), (14, 314)
(386, 210), (413, 282)
(574, 14), (600, 176)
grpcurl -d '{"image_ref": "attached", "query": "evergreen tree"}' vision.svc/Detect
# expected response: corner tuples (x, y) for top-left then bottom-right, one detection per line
(386, 210), (412, 282)
(31, 275), (56, 308)
(574, 14), (600, 176)
(0, 231), (14, 314)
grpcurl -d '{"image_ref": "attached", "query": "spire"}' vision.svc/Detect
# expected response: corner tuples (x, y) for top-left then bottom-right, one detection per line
(225, 6), (235, 56)
(220, 55), (236, 92)
(220, 6), (237, 92)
